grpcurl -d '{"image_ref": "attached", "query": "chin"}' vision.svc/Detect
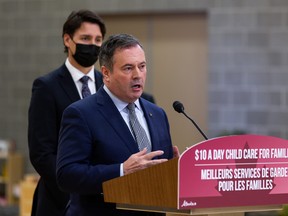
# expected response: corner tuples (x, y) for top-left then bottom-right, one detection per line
(130, 94), (141, 102)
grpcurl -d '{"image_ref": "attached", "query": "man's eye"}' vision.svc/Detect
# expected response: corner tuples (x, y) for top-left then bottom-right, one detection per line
(123, 66), (132, 72)
(81, 36), (89, 41)
(139, 64), (146, 71)
(96, 38), (102, 43)
(125, 67), (132, 71)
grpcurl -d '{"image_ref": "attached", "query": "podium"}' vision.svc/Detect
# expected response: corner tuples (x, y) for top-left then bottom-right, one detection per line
(103, 135), (287, 215)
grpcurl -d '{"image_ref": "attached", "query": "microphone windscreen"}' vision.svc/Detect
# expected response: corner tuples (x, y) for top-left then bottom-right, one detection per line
(173, 101), (184, 113)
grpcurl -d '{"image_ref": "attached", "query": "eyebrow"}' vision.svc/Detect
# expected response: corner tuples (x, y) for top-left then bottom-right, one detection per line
(121, 61), (146, 68)
(79, 34), (103, 39)
(121, 63), (133, 69)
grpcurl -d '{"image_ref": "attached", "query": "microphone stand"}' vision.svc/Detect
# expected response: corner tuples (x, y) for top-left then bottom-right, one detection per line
(181, 111), (208, 140)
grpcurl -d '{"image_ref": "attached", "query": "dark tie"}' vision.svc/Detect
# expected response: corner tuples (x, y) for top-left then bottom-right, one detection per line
(80, 76), (91, 98)
(127, 103), (151, 152)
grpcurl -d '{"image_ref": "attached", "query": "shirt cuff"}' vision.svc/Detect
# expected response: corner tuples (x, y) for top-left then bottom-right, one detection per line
(120, 163), (124, 176)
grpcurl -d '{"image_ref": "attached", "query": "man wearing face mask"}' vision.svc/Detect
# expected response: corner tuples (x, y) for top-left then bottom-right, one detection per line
(28, 10), (106, 216)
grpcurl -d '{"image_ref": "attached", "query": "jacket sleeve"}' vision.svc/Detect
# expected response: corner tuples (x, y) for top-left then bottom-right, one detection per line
(28, 78), (59, 184)
(56, 105), (120, 194)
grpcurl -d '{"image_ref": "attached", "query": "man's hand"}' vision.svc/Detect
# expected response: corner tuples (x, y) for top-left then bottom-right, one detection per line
(123, 148), (168, 175)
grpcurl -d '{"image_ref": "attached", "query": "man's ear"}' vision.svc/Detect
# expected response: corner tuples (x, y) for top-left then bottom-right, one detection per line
(63, 33), (71, 48)
(101, 66), (110, 82)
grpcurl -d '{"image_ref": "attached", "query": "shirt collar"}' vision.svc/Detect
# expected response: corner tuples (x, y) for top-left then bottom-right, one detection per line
(103, 85), (141, 113)
(65, 58), (95, 82)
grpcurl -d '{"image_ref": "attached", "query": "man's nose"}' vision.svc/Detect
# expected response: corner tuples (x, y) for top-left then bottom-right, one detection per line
(132, 68), (141, 78)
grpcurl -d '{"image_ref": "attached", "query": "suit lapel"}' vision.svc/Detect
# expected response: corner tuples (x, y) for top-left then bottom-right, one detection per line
(58, 65), (104, 102)
(58, 64), (81, 102)
(96, 88), (139, 153)
(94, 70), (103, 91)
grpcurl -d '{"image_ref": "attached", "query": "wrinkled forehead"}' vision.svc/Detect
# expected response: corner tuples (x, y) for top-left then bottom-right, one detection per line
(112, 45), (145, 64)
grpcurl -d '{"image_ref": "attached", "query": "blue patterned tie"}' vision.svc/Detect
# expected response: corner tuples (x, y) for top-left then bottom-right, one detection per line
(80, 76), (91, 98)
(127, 103), (151, 152)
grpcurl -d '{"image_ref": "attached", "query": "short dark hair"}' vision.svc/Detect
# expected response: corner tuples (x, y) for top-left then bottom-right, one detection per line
(99, 34), (143, 71)
(62, 9), (106, 53)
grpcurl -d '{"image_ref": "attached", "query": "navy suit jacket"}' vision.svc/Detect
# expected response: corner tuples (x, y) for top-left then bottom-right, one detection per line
(28, 64), (103, 216)
(57, 86), (173, 216)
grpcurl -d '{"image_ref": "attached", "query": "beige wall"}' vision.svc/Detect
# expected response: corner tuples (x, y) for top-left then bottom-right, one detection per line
(101, 13), (208, 154)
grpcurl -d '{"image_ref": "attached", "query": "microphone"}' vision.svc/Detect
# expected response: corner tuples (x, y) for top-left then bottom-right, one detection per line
(173, 101), (208, 140)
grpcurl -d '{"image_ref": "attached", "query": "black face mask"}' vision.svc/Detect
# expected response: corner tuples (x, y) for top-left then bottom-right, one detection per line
(73, 43), (100, 67)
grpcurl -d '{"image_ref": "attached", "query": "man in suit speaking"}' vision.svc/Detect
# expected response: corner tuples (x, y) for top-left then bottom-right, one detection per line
(28, 10), (155, 216)
(57, 33), (178, 216)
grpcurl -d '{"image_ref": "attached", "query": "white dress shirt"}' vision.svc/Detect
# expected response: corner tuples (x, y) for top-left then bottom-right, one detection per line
(65, 58), (96, 98)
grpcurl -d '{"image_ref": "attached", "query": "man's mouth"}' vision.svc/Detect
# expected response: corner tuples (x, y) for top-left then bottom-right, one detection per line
(132, 84), (141, 89)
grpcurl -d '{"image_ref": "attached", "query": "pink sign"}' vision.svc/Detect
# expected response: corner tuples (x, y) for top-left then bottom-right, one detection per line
(178, 135), (288, 209)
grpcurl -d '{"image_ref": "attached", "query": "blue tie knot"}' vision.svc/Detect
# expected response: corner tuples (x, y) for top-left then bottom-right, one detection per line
(80, 76), (90, 84)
